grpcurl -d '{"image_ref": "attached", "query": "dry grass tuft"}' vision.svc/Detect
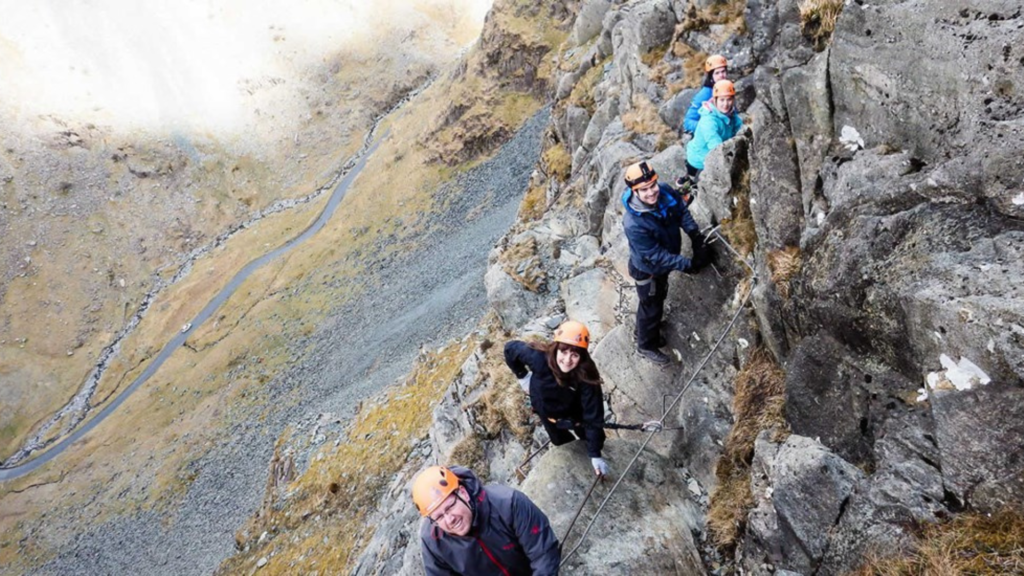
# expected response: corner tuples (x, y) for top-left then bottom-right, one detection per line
(499, 236), (546, 292)
(665, 42), (706, 95)
(767, 246), (802, 299)
(622, 95), (678, 151)
(720, 168), (757, 260)
(642, 42), (672, 84)
(518, 184), (548, 222)
(707, 347), (788, 551)
(681, 0), (748, 36)
(542, 143), (571, 182)
(799, 0), (844, 49)
(852, 509), (1024, 575)
(447, 434), (489, 482)
(567, 57), (611, 114)
(473, 339), (533, 440)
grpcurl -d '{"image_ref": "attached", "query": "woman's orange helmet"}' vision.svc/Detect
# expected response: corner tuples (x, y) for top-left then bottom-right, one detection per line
(553, 320), (591, 350)
(411, 465), (460, 517)
(704, 54), (728, 72)
(712, 79), (736, 98)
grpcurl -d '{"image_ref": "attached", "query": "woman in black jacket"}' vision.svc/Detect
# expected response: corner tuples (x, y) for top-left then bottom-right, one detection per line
(503, 320), (609, 477)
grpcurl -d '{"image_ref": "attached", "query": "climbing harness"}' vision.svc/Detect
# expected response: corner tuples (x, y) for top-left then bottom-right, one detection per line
(558, 231), (757, 568)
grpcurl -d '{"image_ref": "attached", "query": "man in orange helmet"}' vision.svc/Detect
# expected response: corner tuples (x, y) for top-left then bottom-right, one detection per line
(412, 465), (561, 575)
(621, 160), (709, 364)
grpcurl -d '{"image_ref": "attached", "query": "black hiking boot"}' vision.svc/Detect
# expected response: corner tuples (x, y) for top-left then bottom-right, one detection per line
(675, 176), (697, 206)
(634, 328), (667, 349)
(637, 347), (671, 365)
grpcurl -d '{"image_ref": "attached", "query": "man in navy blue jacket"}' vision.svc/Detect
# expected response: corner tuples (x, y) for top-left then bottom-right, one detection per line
(413, 465), (561, 575)
(621, 161), (708, 364)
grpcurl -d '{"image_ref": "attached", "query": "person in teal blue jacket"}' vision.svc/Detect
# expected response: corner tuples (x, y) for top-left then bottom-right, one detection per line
(685, 79), (743, 177)
(682, 54), (729, 134)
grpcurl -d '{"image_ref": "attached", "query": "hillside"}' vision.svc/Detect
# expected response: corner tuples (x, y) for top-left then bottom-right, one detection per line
(218, 0), (1023, 574)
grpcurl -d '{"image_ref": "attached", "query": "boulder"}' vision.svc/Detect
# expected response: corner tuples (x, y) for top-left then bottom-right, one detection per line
(570, 0), (613, 47)
(793, 149), (1024, 386)
(829, 0), (1024, 218)
(750, 260), (791, 362)
(562, 267), (619, 343)
(931, 383), (1024, 511)
(784, 333), (917, 468)
(521, 440), (704, 575)
(580, 98), (617, 155)
(564, 106), (591, 159)
(429, 352), (482, 458)
(747, 97), (802, 250)
(744, 434), (865, 575)
(584, 137), (643, 235)
(485, 263), (545, 331)
(819, 409), (946, 575)
(690, 134), (749, 230)
(659, 88), (698, 133)
(781, 49), (831, 219)
(609, 0), (678, 115)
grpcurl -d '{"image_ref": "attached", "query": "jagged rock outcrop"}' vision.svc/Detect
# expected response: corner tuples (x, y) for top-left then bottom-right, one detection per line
(743, 434), (865, 574)
(354, 0), (1024, 573)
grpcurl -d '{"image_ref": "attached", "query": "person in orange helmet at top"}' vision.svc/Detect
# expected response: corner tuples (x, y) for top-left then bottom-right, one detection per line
(504, 320), (609, 478)
(682, 54), (730, 134)
(413, 465), (560, 575)
(686, 79), (744, 178)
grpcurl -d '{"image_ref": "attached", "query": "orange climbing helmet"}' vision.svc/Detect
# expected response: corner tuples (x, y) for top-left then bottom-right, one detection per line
(412, 465), (460, 517)
(553, 320), (590, 350)
(713, 79), (736, 98)
(704, 54), (728, 72)
(624, 161), (658, 190)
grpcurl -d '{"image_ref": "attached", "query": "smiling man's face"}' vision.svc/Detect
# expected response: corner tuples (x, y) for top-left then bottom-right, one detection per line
(429, 487), (473, 536)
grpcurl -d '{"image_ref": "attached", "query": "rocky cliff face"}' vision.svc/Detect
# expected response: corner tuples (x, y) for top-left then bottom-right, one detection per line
(338, 0), (1024, 574)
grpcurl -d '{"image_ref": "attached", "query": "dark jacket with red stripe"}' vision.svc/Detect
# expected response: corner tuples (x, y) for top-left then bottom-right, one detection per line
(420, 467), (560, 575)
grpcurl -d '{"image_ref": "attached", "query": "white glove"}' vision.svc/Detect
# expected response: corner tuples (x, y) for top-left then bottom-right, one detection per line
(591, 457), (609, 477)
(517, 373), (531, 393)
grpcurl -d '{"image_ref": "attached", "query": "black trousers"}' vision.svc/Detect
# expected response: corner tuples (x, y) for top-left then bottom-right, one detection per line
(539, 418), (606, 452)
(633, 270), (669, 351)
(540, 418), (582, 447)
(685, 161), (701, 179)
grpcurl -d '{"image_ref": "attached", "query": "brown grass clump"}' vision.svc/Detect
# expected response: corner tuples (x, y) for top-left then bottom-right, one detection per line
(681, 0), (748, 37)
(799, 0), (844, 49)
(642, 42), (672, 84)
(473, 340), (534, 440)
(622, 95), (679, 151)
(851, 509), (1024, 576)
(720, 168), (757, 260)
(767, 246), (802, 299)
(665, 42), (707, 96)
(707, 347), (788, 551)
(518, 184), (548, 222)
(542, 143), (571, 182)
(567, 56), (611, 114)
(447, 434), (489, 482)
(499, 236), (546, 292)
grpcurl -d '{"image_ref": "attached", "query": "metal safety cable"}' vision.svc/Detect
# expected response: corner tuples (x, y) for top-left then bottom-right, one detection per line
(559, 229), (755, 567)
